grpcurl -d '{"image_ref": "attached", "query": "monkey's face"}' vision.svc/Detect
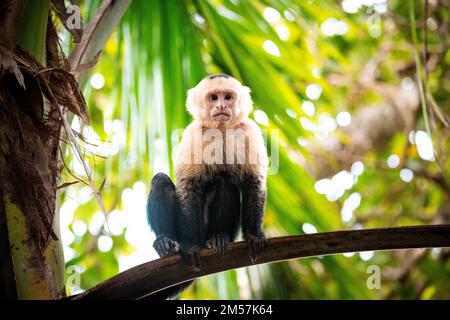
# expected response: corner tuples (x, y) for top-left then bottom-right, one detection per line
(186, 75), (253, 127)
(204, 90), (236, 123)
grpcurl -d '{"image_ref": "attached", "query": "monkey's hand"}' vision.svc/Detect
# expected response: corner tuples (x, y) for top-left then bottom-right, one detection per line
(206, 233), (230, 255)
(153, 235), (180, 257)
(180, 244), (202, 271)
(245, 233), (267, 263)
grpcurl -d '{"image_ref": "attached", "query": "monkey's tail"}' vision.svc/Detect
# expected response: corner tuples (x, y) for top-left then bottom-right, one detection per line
(140, 280), (194, 300)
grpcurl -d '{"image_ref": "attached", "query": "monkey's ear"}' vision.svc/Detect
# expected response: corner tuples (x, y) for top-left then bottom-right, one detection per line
(186, 87), (198, 118)
(239, 85), (253, 117)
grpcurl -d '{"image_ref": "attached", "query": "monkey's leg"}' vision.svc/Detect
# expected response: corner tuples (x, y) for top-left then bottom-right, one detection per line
(176, 178), (208, 269)
(241, 173), (267, 261)
(147, 173), (181, 257)
(205, 178), (241, 255)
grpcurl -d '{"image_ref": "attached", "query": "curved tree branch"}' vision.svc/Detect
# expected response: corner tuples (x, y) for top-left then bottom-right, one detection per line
(73, 225), (450, 300)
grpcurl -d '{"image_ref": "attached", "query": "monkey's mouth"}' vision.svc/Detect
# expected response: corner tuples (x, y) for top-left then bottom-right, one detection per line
(212, 112), (231, 121)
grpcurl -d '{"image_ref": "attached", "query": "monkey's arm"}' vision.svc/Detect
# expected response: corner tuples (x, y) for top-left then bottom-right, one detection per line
(240, 119), (269, 260)
(241, 173), (267, 260)
(147, 173), (181, 257)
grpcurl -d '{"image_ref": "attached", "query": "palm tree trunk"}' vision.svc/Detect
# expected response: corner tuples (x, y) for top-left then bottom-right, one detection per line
(0, 0), (132, 300)
(0, 0), (64, 299)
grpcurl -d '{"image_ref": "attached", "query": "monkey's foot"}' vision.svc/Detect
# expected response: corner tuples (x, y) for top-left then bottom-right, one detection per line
(206, 233), (230, 255)
(153, 235), (180, 257)
(246, 234), (267, 263)
(180, 245), (202, 271)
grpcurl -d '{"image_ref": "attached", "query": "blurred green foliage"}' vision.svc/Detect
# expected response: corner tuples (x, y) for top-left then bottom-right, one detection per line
(59, 0), (450, 299)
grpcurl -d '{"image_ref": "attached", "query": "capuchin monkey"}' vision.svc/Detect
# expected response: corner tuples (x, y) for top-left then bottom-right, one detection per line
(146, 74), (268, 299)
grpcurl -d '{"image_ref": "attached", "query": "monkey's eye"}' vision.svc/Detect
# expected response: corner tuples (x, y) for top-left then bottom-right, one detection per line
(210, 94), (218, 101)
(224, 94), (232, 100)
